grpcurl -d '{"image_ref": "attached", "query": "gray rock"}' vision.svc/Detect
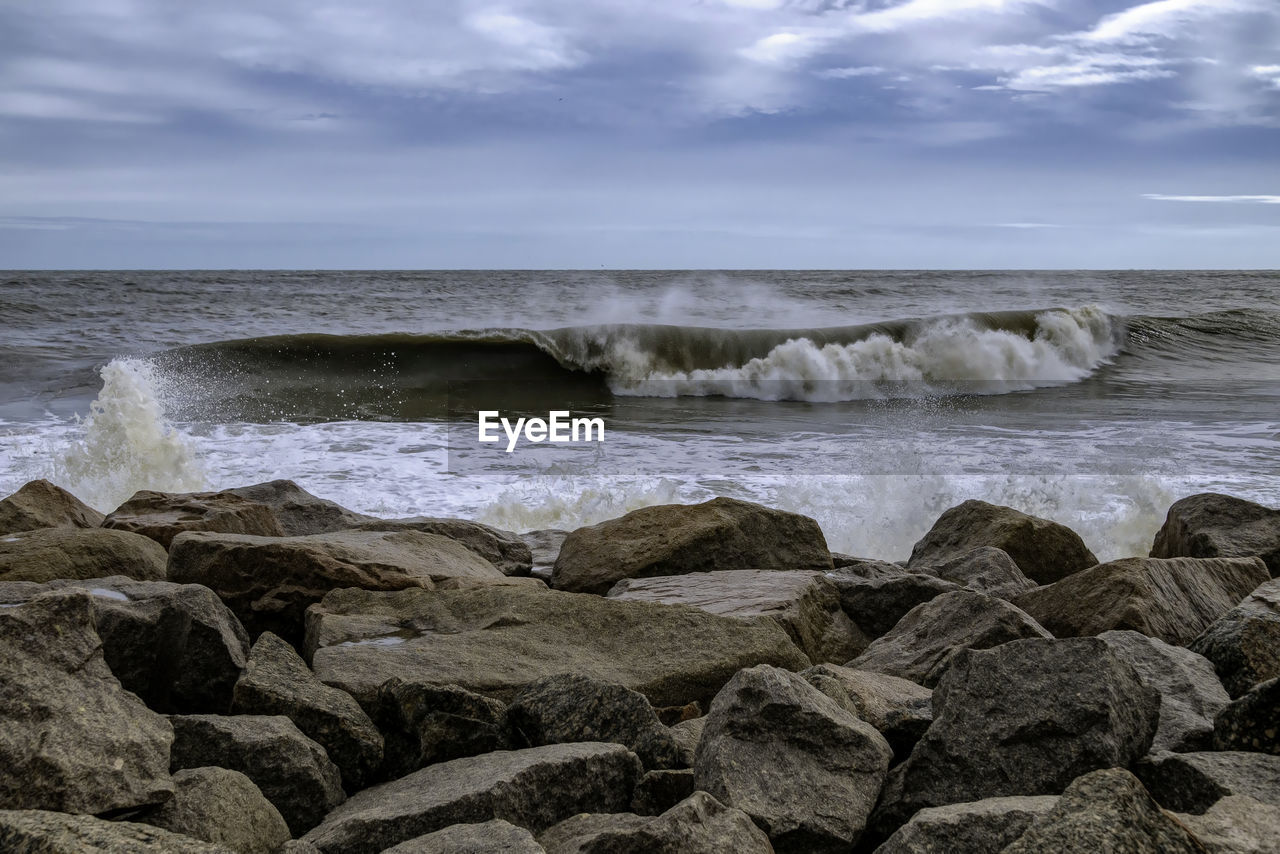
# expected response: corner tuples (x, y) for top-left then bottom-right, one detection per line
(695, 664), (892, 853)
(538, 791), (773, 854)
(1212, 676), (1280, 755)
(1151, 492), (1280, 578)
(1190, 578), (1280, 697)
(0, 591), (174, 814)
(521, 529), (568, 581)
(381, 819), (545, 853)
(848, 591), (1051, 688)
(872, 795), (1057, 854)
(551, 497), (832, 595)
(1173, 796), (1280, 854)
(0, 479), (103, 534)
(802, 664), (933, 760)
(104, 488), (286, 548)
(138, 767), (292, 854)
(354, 517), (532, 577)
(667, 717), (706, 767)
(169, 714), (345, 836)
(0, 810), (233, 853)
(1134, 750), (1280, 813)
(0, 526), (167, 583)
(1014, 556), (1269, 646)
(925, 547), (1037, 599)
(1099, 630), (1230, 752)
(830, 555), (903, 577)
(299, 743), (643, 854)
(826, 570), (962, 639)
(632, 769), (696, 816)
(906, 499), (1097, 584)
(232, 631), (383, 791)
(373, 679), (514, 777)
(223, 479), (369, 535)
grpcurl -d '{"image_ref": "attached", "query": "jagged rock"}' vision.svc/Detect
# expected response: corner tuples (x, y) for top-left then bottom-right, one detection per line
(0, 526), (167, 583)
(609, 569), (867, 663)
(1099, 630), (1230, 752)
(299, 743), (642, 854)
(354, 517), (533, 577)
(906, 499), (1097, 584)
(0, 810), (233, 853)
(830, 555), (902, 577)
(1151, 492), (1280, 577)
(373, 679), (514, 778)
(1000, 768), (1205, 853)
(169, 714), (345, 836)
(509, 674), (683, 770)
(138, 767), (292, 854)
(169, 529), (503, 643)
(538, 791), (773, 854)
(826, 571), (963, 639)
(104, 488), (285, 548)
(668, 717), (705, 767)
(1190, 578), (1280, 697)
(0, 479), (103, 534)
(1134, 750), (1280, 813)
(522, 529), (568, 581)
(1014, 556), (1269, 646)
(801, 664), (932, 760)
(1173, 796), (1280, 854)
(551, 497), (832, 595)
(0, 575), (249, 714)
(655, 701), (701, 726)
(381, 819), (545, 853)
(632, 769), (696, 816)
(847, 591), (1051, 688)
(305, 586), (809, 709)
(231, 632), (383, 791)
(695, 665), (892, 853)
(923, 547), (1036, 599)
(0, 591), (174, 813)
(872, 795), (1057, 854)
(1212, 676), (1280, 755)
(223, 480), (369, 535)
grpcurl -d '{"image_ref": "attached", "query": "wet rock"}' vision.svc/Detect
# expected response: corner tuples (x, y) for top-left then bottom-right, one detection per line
(373, 679), (514, 777)
(138, 767), (292, 854)
(847, 590), (1051, 688)
(631, 769), (696, 816)
(1134, 750), (1280, 813)
(1151, 492), (1280, 577)
(801, 664), (932, 760)
(826, 571), (963, 639)
(1212, 676), (1280, 755)
(169, 714), (345, 836)
(0, 479), (103, 534)
(872, 795), (1057, 854)
(1189, 578), (1280, 697)
(906, 499), (1097, 584)
(0, 591), (174, 814)
(609, 569), (867, 663)
(923, 546), (1036, 599)
(0, 526), (167, 583)
(305, 586), (809, 709)
(381, 819), (545, 853)
(299, 743), (642, 854)
(551, 497), (832, 595)
(104, 488), (285, 548)
(522, 529), (568, 581)
(0, 810), (233, 853)
(1173, 796), (1280, 854)
(695, 664), (892, 853)
(538, 791), (773, 854)
(354, 517), (533, 577)
(1014, 556), (1268, 645)
(231, 631), (383, 791)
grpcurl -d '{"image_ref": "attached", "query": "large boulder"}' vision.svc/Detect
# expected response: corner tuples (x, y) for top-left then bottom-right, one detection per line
(223, 479), (369, 535)
(1134, 750), (1280, 813)
(694, 664), (892, 852)
(0, 526), (166, 583)
(538, 791), (773, 853)
(846, 591), (1051, 688)
(522, 529), (568, 580)
(104, 488), (286, 548)
(1173, 796), (1280, 854)
(305, 586), (810, 709)
(1151, 492), (1280, 577)
(551, 497), (832, 595)
(138, 767), (292, 854)
(0, 479), (103, 534)
(800, 664), (933, 760)
(906, 499), (1097, 584)
(299, 743), (643, 854)
(373, 679), (514, 778)
(924, 546), (1037, 599)
(0, 810), (233, 853)
(826, 571), (963, 639)
(381, 819), (544, 853)
(1190, 578), (1280, 697)
(608, 569), (867, 663)
(354, 518), (532, 577)
(0, 591), (174, 814)
(872, 795), (1057, 854)
(1014, 556), (1268, 646)
(231, 632), (383, 791)
(1212, 676), (1280, 755)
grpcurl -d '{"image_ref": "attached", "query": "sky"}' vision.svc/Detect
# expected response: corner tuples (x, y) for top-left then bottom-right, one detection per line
(1, 0), (1278, 268)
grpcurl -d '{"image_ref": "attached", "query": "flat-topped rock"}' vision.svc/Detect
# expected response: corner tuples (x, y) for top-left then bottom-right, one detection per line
(801, 664), (933, 760)
(0, 479), (103, 534)
(0, 810), (234, 853)
(382, 819), (544, 853)
(1190, 578), (1280, 697)
(138, 767), (292, 854)
(538, 791), (772, 854)
(1152, 492), (1280, 577)
(872, 795), (1058, 854)
(923, 546), (1037, 599)
(1173, 796), (1280, 854)
(0, 526), (167, 583)
(104, 488), (286, 548)
(353, 517), (532, 577)
(1134, 750), (1280, 814)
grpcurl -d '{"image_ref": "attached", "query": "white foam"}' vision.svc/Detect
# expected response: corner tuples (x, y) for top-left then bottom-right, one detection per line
(87, 588), (129, 602)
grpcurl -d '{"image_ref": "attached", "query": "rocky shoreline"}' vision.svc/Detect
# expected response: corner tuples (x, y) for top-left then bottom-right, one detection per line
(1, 477), (1278, 853)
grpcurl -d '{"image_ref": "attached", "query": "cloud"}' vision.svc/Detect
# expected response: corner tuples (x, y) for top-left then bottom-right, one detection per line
(1079, 0), (1266, 44)
(816, 66), (887, 79)
(1143, 194), (1280, 203)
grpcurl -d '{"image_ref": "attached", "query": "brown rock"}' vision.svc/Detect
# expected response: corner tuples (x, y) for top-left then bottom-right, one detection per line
(0, 479), (103, 534)
(104, 488), (285, 548)
(1151, 492), (1280, 578)
(0, 526), (167, 583)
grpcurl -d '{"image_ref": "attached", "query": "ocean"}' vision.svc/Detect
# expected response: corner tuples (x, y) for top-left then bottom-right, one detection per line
(2, 269), (1277, 562)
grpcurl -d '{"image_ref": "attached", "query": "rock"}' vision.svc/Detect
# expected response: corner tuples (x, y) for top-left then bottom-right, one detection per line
(509, 674), (683, 770)
(847, 591), (1051, 688)
(655, 701), (701, 726)
(169, 714), (345, 836)
(522, 529), (568, 580)
(355, 517), (533, 577)
(299, 743), (642, 854)
(169, 529), (504, 643)
(695, 664), (892, 852)
(0, 526), (167, 583)
(632, 769), (696, 816)
(1002, 768), (1205, 853)
(1099, 630), (1230, 752)
(104, 488), (286, 548)
(0, 591), (174, 814)
(831, 554), (902, 577)
(1151, 492), (1280, 577)
(223, 479), (370, 535)
(305, 586), (810, 709)
(138, 767), (292, 854)
(906, 499), (1097, 584)
(1173, 796), (1280, 854)
(609, 569), (867, 663)
(0, 810), (234, 853)
(538, 791), (773, 854)
(1014, 556), (1269, 646)
(801, 664), (933, 760)
(0, 479), (103, 533)
(924, 547), (1036, 599)
(1134, 750), (1280, 813)
(551, 497), (832, 595)
(872, 795), (1058, 854)
(826, 571), (963, 639)
(668, 717), (705, 767)
(870, 638), (1159, 836)
(373, 679), (514, 778)
(1212, 676), (1280, 755)
(231, 631), (383, 791)
(0, 575), (249, 714)
(381, 819), (545, 853)
(1189, 578), (1280, 697)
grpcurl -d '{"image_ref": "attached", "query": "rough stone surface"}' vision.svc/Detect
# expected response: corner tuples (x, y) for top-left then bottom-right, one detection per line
(104, 488), (286, 548)
(1014, 556), (1269, 646)
(609, 569), (867, 663)
(0, 526), (167, 583)
(538, 791), (773, 854)
(906, 499), (1098, 584)
(381, 819), (545, 853)
(801, 664), (933, 760)
(232, 631), (383, 791)
(872, 795), (1057, 854)
(1099, 629), (1230, 752)
(632, 769), (696, 816)
(551, 497), (832, 595)
(695, 664), (892, 853)
(522, 529), (568, 581)
(306, 586), (810, 709)
(924, 547), (1037, 599)
(169, 714), (345, 836)
(373, 679), (514, 777)
(830, 555), (903, 578)
(0, 479), (103, 534)
(847, 591), (1051, 688)
(0, 591), (174, 814)
(1212, 676), (1280, 755)
(1151, 492), (1280, 578)
(1190, 578), (1280, 697)
(1134, 750), (1280, 814)
(825, 570), (962, 639)
(0, 810), (233, 853)
(1174, 796), (1280, 854)
(299, 743), (643, 854)
(223, 479), (369, 535)
(355, 517), (533, 577)
(668, 717), (705, 767)
(139, 767), (292, 854)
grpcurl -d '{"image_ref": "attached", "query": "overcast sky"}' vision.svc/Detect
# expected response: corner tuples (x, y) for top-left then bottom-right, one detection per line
(1, 0), (1278, 268)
